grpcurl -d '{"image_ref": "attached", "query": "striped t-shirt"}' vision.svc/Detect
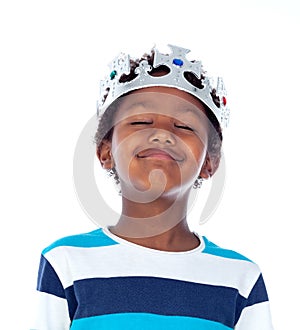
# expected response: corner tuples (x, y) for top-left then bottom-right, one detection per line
(33, 227), (273, 329)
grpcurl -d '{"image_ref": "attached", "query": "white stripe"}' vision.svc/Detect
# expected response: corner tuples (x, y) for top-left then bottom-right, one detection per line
(235, 301), (274, 329)
(30, 291), (70, 330)
(45, 243), (260, 297)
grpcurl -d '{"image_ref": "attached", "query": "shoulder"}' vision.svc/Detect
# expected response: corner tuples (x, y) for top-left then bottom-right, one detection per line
(42, 228), (119, 256)
(200, 237), (264, 297)
(200, 236), (262, 278)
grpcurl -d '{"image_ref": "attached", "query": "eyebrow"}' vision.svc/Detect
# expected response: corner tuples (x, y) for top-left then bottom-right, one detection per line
(174, 107), (206, 121)
(121, 98), (206, 122)
(123, 101), (155, 112)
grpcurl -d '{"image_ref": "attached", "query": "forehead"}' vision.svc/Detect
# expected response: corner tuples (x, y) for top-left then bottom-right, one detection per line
(114, 87), (207, 121)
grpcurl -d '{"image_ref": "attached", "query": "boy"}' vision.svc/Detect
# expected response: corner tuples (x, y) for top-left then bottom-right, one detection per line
(34, 44), (273, 329)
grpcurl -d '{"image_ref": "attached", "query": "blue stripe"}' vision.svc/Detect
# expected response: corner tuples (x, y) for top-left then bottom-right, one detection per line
(42, 229), (118, 254)
(37, 255), (65, 299)
(202, 237), (252, 262)
(71, 313), (233, 330)
(70, 276), (244, 328)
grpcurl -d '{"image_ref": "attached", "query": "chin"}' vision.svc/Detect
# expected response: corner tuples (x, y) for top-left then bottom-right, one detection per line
(123, 178), (190, 203)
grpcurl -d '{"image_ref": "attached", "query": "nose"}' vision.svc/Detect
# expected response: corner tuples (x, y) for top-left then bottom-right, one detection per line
(148, 128), (175, 145)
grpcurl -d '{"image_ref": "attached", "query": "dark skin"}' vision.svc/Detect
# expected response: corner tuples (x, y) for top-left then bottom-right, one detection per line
(97, 87), (219, 252)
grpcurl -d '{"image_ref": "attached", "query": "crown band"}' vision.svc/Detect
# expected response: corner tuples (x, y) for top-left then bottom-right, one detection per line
(97, 44), (230, 129)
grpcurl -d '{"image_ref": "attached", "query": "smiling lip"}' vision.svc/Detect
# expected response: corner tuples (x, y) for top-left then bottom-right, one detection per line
(136, 148), (183, 162)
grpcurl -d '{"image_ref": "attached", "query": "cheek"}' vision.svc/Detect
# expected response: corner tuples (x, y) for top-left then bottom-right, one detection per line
(110, 132), (139, 176)
(181, 135), (207, 165)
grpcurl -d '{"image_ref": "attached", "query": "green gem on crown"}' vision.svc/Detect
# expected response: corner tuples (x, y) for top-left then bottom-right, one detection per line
(110, 70), (117, 80)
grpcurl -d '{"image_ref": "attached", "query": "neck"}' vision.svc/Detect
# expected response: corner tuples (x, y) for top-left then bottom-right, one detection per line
(109, 191), (200, 252)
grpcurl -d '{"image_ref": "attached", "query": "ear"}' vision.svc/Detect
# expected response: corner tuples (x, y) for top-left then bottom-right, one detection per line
(199, 153), (221, 179)
(96, 140), (114, 170)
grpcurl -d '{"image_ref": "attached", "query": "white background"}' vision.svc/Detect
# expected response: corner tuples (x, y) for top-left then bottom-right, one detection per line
(1, 0), (299, 328)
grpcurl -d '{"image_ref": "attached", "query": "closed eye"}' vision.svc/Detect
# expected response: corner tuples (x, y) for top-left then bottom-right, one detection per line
(174, 124), (194, 131)
(130, 121), (153, 125)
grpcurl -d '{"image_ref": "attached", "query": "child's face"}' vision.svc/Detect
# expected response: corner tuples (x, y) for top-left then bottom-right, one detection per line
(101, 86), (211, 198)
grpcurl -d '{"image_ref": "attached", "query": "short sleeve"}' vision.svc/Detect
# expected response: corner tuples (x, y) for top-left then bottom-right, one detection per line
(235, 274), (274, 329)
(31, 254), (71, 330)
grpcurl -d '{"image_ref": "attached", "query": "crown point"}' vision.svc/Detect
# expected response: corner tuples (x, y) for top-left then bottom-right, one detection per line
(173, 58), (184, 67)
(98, 45), (229, 129)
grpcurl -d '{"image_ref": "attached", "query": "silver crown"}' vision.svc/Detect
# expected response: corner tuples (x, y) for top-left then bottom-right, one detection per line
(97, 44), (229, 129)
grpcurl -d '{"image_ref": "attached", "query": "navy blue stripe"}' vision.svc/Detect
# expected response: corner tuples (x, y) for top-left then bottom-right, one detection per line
(70, 276), (245, 328)
(234, 274), (269, 325)
(37, 255), (65, 299)
(246, 274), (269, 307)
(65, 285), (78, 321)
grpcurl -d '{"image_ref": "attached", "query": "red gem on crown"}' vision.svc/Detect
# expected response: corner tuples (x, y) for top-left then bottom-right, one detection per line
(222, 96), (227, 106)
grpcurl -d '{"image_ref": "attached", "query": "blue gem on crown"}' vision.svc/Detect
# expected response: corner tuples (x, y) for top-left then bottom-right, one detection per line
(172, 58), (184, 67)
